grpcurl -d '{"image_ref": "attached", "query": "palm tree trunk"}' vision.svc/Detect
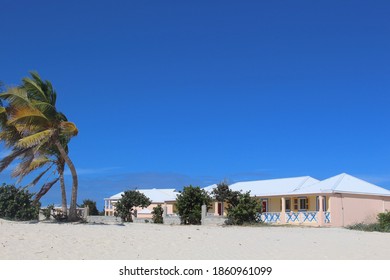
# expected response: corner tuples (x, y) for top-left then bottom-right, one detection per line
(55, 139), (78, 221)
(59, 168), (68, 214)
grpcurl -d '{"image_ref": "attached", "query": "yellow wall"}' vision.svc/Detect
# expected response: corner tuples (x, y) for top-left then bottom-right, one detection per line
(268, 197), (280, 212)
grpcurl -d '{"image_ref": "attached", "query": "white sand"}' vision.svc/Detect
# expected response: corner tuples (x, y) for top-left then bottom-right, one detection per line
(1, 219), (389, 260)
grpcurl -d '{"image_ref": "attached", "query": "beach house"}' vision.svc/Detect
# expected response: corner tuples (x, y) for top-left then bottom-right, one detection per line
(104, 188), (179, 218)
(104, 173), (390, 227)
(206, 173), (390, 227)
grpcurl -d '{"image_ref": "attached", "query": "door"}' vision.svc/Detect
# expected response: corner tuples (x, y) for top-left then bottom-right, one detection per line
(217, 202), (222, 216)
(261, 199), (268, 213)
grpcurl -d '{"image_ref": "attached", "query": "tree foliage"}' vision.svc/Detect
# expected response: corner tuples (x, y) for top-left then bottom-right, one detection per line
(211, 181), (231, 202)
(211, 181), (241, 215)
(152, 204), (164, 224)
(0, 72), (79, 221)
(377, 211), (390, 231)
(114, 190), (151, 222)
(226, 191), (262, 225)
(0, 184), (38, 221)
(176, 185), (212, 225)
(80, 199), (99, 216)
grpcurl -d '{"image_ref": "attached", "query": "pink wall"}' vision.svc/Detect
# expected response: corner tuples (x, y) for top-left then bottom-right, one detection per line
(330, 194), (390, 227)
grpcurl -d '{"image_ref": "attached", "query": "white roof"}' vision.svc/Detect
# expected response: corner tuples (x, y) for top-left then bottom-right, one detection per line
(108, 188), (179, 202)
(228, 176), (320, 197)
(296, 173), (390, 196)
(203, 184), (218, 193)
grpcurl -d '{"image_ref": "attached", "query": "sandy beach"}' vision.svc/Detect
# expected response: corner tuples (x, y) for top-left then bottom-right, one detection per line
(1, 219), (389, 260)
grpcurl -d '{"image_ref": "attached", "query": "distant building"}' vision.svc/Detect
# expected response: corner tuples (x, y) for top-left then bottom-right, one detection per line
(205, 173), (390, 227)
(104, 173), (390, 227)
(104, 188), (179, 218)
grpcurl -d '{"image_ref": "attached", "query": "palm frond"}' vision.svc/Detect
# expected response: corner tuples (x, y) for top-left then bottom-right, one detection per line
(0, 87), (30, 107)
(11, 150), (34, 179)
(28, 156), (51, 172)
(33, 177), (59, 203)
(0, 126), (21, 147)
(0, 107), (5, 114)
(31, 100), (57, 117)
(27, 163), (54, 187)
(15, 129), (54, 149)
(44, 79), (57, 105)
(0, 148), (31, 172)
(22, 73), (47, 102)
(60, 121), (78, 137)
(7, 107), (49, 134)
(22, 72), (57, 106)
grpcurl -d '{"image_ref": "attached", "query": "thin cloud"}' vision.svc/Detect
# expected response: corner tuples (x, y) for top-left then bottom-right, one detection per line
(64, 166), (122, 176)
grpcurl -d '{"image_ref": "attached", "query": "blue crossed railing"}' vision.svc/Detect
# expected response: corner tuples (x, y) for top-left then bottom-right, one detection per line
(325, 212), (331, 223)
(302, 211), (318, 223)
(258, 211), (331, 224)
(286, 212), (300, 223)
(256, 212), (281, 223)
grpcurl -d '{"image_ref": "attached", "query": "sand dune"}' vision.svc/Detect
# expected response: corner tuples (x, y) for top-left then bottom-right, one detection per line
(1, 219), (389, 260)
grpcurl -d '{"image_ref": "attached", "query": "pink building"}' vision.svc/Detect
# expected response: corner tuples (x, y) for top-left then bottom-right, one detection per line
(104, 188), (179, 218)
(207, 173), (390, 227)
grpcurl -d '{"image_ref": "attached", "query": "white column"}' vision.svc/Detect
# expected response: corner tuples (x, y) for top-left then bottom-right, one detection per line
(281, 197), (286, 224)
(318, 195), (324, 227)
(214, 201), (219, 216)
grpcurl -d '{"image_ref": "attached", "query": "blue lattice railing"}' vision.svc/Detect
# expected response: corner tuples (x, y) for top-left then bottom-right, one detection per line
(256, 212), (281, 223)
(257, 211), (331, 224)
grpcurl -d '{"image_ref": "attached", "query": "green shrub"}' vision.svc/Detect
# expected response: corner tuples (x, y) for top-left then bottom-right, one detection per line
(176, 185), (212, 225)
(347, 223), (382, 232)
(377, 211), (390, 231)
(152, 204), (164, 224)
(226, 191), (262, 225)
(115, 190), (151, 222)
(42, 204), (55, 220)
(80, 199), (99, 216)
(0, 184), (38, 221)
(347, 212), (390, 233)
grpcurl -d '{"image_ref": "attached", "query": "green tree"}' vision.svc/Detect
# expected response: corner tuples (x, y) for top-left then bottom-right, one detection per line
(0, 72), (79, 220)
(80, 199), (99, 216)
(0, 184), (38, 221)
(152, 204), (164, 224)
(114, 190), (152, 222)
(176, 185), (212, 225)
(226, 191), (262, 225)
(211, 181), (232, 215)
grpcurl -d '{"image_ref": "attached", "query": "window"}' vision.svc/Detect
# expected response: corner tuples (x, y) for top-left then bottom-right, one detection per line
(298, 197), (308, 211)
(316, 196), (327, 211)
(285, 199), (291, 211)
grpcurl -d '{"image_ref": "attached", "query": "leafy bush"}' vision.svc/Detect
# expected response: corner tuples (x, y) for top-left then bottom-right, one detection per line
(226, 191), (262, 225)
(115, 190), (151, 222)
(80, 199), (99, 216)
(176, 185), (212, 225)
(377, 211), (390, 231)
(346, 222), (383, 232)
(347, 211), (390, 233)
(40, 204), (68, 221)
(0, 184), (38, 221)
(152, 204), (164, 224)
(42, 204), (55, 220)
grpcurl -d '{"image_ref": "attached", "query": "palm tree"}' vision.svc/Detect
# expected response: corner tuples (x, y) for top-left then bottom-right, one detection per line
(0, 72), (79, 221)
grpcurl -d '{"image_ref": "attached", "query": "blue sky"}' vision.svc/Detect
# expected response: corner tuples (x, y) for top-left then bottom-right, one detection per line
(1, 0), (390, 210)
